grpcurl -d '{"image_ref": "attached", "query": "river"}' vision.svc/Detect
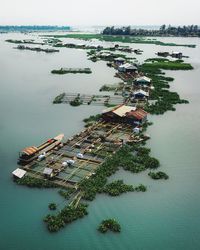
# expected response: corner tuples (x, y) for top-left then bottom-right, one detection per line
(0, 33), (200, 250)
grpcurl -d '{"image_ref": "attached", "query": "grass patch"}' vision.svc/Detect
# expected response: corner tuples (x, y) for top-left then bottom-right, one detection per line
(143, 58), (193, 70)
(46, 34), (196, 48)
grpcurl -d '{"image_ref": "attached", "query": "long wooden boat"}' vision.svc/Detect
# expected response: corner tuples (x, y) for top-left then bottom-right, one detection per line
(18, 134), (64, 165)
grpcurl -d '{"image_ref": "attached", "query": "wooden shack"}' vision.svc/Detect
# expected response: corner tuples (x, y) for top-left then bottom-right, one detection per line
(134, 76), (152, 86)
(118, 63), (138, 73)
(102, 104), (147, 125)
(132, 89), (149, 100)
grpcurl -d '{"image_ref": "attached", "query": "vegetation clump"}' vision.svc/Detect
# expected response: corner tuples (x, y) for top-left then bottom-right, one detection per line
(143, 58), (193, 70)
(70, 96), (83, 106)
(48, 203), (57, 210)
(139, 62), (190, 115)
(103, 180), (147, 196)
(53, 93), (65, 104)
(79, 145), (158, 201)
(15, 176), (58, 188)
(135, 184), (147, 192)
(83, 114), (102, 123)
(148, 171), (169, 180)
(103, 180), (134, 196)
(100, 84), (118, 92)
(44, 203), (88, 232)
(58, 188), (74, 199)
(51, 68), (92, 74)
(98, 219), (121, 233)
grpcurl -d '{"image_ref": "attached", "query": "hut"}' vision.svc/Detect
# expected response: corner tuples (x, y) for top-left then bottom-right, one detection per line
(99, 52), (112, 59)
(12, 168), (27, 179)
(118, 63), (138, 73)
(114, 57), (126, 64)
(126, 108), (148, 125)
(135, 76), (151, 86)
(132, 89), (149, 100)
(102, 104), (147, 125)
(43, 167), (53, 178)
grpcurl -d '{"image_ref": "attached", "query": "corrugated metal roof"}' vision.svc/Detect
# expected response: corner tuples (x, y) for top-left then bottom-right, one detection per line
(113, 105), (136, 117)
(12, 168), (27, 178)
(119, 63), (137, 70)
(22, 146), (38, 155)
(43, 168), (53, 175)
(172, 51), (182, 54)
(114, 57), (125, 61)
(136, 76), (151, 83)
(133, 90), (149, 97)
(126, 109), (148, 120)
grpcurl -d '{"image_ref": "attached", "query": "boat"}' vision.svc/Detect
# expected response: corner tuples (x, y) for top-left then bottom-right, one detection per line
(18, 134), (64, 165)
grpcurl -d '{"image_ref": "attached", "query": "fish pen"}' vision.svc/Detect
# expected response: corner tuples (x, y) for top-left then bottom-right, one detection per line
(53, 92), (125, 106)
(17, 120), (148, 189)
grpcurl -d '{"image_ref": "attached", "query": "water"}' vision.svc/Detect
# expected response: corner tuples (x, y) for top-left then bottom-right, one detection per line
(0, 33), (200, 250)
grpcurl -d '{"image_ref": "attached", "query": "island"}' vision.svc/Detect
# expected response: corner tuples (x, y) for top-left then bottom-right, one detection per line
(98, 219), (121, 233)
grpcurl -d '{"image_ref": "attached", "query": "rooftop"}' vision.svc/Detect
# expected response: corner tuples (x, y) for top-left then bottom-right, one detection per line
(119, 63), (137, 70)
(126, 109), (148, 120)
(133, 89), (149, 97)
(103, 104), (136, 117)
(22, 146), (38, 155)
(136, 76), (151, 83)
(12, 168), (27, 178)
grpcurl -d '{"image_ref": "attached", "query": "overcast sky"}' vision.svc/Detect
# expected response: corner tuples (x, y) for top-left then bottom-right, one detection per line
(0, 0), (199, 26)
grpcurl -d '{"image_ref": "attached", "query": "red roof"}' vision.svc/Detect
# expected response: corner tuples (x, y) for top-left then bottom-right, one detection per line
(126, 109), (148, 120)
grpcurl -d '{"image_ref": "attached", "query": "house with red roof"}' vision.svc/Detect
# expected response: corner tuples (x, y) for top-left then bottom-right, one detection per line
(102, 104), (147, 125)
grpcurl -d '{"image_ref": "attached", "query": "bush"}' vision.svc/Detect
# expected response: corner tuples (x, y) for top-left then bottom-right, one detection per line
(44, 203), (88, 232)
(49, 203), (57, 210)
(148, 171), (169, 180)
(98, 219), (121, 233)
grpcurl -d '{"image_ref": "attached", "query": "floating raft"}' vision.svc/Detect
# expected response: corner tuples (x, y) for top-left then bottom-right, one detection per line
(51, 68), (92, 74)
(53, 92), (126, 106)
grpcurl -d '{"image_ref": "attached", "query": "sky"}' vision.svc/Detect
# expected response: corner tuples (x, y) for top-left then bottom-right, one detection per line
(0, 0), (199, 26)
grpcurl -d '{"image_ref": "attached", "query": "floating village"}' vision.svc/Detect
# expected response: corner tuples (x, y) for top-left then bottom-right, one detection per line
(10, 34), (193, 232)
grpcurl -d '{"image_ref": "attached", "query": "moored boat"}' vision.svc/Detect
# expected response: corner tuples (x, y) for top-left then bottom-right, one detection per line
(18, 134), (64, 165)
